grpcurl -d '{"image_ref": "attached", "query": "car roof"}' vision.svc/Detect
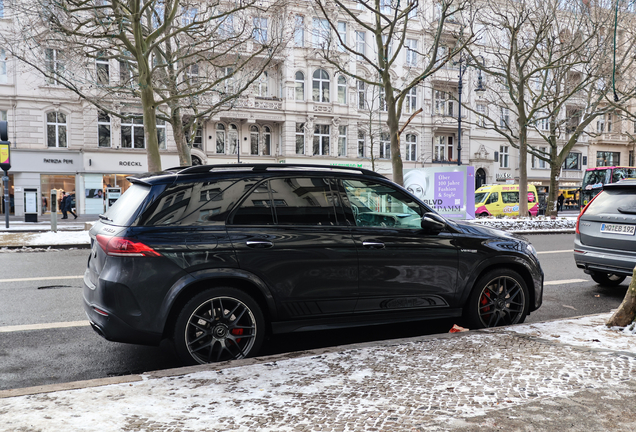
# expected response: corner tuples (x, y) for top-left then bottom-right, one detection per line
(126, 164), (386, 185)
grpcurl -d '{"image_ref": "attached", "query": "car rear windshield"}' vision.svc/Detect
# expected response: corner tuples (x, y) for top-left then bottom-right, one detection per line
(101, 183), (151, 226)
(585, 189), (636, 216)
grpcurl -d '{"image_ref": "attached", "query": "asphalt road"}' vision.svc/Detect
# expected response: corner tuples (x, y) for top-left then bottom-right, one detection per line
(0, 233), (629, 391)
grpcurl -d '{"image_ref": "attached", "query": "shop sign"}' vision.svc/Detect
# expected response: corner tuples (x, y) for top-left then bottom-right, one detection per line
(119, 161), (143, 167)
(496, 173), (512, 181)
(44, 158), (75, 164)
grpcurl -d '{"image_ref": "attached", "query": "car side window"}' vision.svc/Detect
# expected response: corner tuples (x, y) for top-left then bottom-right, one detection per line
(231, 182), (275, 225)
(342, 179), (423, 229)
(139, 179), (252, 226)
(269, 177), (340, 226)
(501, 192), (518, 204)
(487, 192), (499, 204)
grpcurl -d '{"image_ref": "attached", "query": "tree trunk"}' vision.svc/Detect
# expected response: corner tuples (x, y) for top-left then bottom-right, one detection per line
(518, 132), (528, 217)
(607, 266), (636, 327)
(547, 160), (560, 217)
(140, 84), (162, 172)
(170, 105), (191, 167)
(386, 93), (403, 185)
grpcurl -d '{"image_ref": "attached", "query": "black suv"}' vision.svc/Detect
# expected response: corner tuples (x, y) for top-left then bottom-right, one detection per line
(83, 164), (543, 365)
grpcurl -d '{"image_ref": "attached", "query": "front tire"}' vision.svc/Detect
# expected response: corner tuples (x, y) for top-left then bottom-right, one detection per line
(466, 269), (529, 329)
(173, 287), (265, 365)
(591, 272), (626, 287)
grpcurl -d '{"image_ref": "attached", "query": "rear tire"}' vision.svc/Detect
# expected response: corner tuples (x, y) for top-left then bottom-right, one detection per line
(173, 287), (265, 365)
(466, 269), (529, 329)
(591, 272), (626, 287)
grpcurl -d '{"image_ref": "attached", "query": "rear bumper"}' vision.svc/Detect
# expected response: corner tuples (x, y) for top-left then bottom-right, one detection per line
(574, 239), (636, 277)
(83, 286), (162, 346)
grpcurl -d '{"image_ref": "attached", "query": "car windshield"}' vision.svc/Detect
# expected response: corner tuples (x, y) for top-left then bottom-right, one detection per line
(475, 192), (489, 204)
(582, 169), (609, 189)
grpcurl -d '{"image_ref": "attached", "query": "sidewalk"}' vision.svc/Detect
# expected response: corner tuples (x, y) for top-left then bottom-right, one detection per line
(1, 313), (635, 431)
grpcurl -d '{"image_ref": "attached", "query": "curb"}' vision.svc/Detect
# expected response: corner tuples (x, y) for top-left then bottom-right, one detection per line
(0, 326), (477, 399)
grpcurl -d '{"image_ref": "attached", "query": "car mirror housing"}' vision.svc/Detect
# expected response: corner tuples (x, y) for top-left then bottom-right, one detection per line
(421, 213), (446, 231)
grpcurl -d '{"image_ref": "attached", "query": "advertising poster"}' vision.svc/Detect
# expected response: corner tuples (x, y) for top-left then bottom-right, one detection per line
(404, 166), (475, 220)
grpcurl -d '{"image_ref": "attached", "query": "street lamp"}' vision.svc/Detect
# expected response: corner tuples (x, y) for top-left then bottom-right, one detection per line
(455, 55), (486, 166)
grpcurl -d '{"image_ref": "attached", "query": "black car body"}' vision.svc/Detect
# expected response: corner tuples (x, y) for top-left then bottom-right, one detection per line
(83, 164), (543, 364)
(574, 179), (636, 286)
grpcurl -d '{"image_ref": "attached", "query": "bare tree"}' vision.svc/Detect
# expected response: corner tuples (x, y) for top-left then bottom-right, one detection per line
(312, 0), (474, 185)
(5, 0), (286, 170)
(466, 0), (628, 216)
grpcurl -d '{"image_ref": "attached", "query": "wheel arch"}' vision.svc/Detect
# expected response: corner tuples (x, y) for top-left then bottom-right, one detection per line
(462, 259), (538, 313)
(159, 269), (277, 340)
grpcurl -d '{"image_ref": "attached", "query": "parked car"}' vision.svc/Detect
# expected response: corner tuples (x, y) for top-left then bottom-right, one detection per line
(474, 184), (539, 217)
(574, 179), (636, 286)
(83, 164), (544, 365)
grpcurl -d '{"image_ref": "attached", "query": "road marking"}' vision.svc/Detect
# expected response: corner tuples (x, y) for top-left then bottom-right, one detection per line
(537, 249), (573, 254)
(0, 320), (90, 333)
(544, 279), (587, 285)
(0, 275), (83, 283)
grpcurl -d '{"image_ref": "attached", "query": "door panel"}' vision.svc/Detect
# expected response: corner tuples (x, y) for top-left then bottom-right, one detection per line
(228, 177), (358, 319)
(340, 178), (459, 313)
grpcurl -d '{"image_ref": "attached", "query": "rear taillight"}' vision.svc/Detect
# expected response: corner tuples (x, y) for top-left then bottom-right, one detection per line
(96, 234), (160, 257)
(576, 192), (601, 234)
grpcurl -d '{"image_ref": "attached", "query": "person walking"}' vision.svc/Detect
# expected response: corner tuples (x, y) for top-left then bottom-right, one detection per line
(557, 192), (565, 212)
(65, 193), (78, 219)
(60, 192), (69, 219)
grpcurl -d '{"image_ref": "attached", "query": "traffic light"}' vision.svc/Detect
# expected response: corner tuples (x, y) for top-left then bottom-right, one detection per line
(0, 120), (10, 172)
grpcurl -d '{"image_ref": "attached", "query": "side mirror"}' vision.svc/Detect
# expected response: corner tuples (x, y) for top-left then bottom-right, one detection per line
(421, 213), (446, 231)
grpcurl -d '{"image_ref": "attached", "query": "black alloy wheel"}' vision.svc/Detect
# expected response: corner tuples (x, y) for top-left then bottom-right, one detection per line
(467, 270), (529, 329)
(591, 272), (626, 287)
(173, 287), (265, 365)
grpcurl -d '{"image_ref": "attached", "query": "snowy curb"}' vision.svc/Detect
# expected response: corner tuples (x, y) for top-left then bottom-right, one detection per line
(469, 216), (576, 232)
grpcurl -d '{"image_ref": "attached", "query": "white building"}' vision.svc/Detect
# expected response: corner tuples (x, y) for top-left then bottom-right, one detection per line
(0, 0), (628, 217)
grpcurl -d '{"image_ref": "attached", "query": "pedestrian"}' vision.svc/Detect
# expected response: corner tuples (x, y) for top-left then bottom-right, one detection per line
(557, 192), (565, 212)
(60, 192), (68, 219)
(65, 193), (78, 219)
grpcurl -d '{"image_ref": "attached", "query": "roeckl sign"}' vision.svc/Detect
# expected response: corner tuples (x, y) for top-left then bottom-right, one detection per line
(119, 161), (143, 166)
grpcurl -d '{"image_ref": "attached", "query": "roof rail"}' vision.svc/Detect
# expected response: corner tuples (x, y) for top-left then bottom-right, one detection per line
(174, 163), (385, 178)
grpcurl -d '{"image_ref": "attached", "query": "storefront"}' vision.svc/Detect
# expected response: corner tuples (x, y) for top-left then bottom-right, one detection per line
(10, 150), (83, 217)
(82, 151), (181, 214)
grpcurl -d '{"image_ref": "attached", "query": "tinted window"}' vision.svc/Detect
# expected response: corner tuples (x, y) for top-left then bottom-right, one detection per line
(102, 183), (150, 226)
(586, 189), (636, 216)
(270, 178), (339, 225)
(139, 179), (250, 226)
(343, 179), (423, 229)
(232, 182), (275, 225)
(475, 192), (488, 204)
(487, 192), (499, 204)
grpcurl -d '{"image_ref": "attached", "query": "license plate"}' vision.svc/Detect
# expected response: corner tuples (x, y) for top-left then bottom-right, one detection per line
(600, 223), (636, 235)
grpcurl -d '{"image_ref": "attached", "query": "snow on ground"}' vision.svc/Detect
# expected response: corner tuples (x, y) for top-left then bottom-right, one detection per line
(500, 313), (636, 352)
(469, 216), (577, 232)
(0, 230), (91, 246)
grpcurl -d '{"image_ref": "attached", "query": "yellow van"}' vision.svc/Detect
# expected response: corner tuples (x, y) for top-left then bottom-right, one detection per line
(475, 184), (539, 217)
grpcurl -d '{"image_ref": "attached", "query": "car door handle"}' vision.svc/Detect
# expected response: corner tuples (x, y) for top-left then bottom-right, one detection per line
(363, 241), (385, 249)
(246, 240), (274, 249)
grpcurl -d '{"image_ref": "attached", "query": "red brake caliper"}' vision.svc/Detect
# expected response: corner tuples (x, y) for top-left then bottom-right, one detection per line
(231, 328), (243, 343)
(480, 291), (492, 319)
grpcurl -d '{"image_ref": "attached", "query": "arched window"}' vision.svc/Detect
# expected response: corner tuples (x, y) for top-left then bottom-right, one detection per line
(405, 134), (417, 161)
(312, 69), (330, 102)
(337, 75), (347, 104)
(216, 123), (226, 154)
(295, 71), (305, 101)
(250, 125), (259, 155)
(263, 126), (272, 155)
(47, 112), (67, 148)
(228, 124), (239, 155)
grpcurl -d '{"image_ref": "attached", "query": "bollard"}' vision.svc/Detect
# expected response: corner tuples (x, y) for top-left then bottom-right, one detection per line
(50, 189), (57, 233)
